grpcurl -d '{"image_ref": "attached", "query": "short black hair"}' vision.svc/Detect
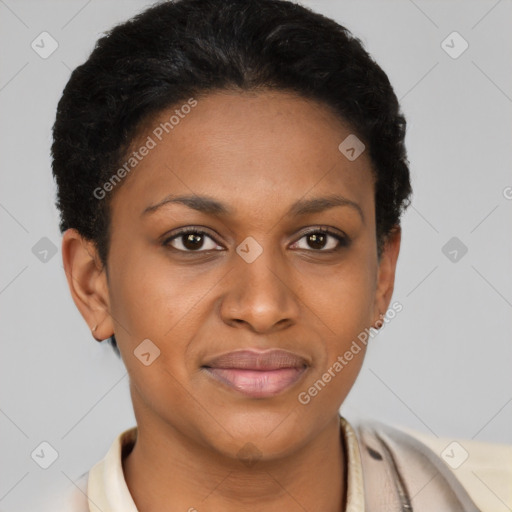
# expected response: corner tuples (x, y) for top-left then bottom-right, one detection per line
(52, 0), (412, 355)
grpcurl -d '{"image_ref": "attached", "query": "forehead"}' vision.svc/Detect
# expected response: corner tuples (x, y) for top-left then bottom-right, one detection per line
(110, 90), (375, 227)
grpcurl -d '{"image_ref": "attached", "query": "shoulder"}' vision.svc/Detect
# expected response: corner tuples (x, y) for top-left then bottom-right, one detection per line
(37, 426), (137, 512)
(402, 425), (512, 512)
(351, 417), (512, 512)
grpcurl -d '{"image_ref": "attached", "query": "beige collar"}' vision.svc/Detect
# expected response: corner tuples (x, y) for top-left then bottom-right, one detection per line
(86, 415), (365, 511)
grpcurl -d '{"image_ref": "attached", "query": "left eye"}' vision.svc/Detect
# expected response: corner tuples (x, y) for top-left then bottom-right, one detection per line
(291, 230), (347, 251)
(163, 230), (223, 252)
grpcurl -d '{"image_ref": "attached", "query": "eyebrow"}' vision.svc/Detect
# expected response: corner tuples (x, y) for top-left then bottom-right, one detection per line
(141, 193), (364, 222)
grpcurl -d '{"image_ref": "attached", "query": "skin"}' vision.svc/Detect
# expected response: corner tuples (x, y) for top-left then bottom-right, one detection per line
(62, 89), (401, 512)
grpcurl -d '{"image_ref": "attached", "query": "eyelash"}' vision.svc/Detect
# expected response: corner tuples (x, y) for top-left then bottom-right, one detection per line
(162, 226), (349, 253)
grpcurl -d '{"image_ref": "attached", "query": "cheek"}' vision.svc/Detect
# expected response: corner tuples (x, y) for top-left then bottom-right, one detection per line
(298, 253), (377, 340)
(107, 258), (206, 401)
(107, 248), (229, 386)
(108, 247), (206, 336)
(295, 261), (375, 416)
(298, 249), (377, 408)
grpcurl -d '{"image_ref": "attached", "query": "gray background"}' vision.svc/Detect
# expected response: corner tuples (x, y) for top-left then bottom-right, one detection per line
(1, 0), (511, 510)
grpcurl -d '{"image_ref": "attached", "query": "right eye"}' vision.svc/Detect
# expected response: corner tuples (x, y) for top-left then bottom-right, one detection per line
(162, 228), (224, 252)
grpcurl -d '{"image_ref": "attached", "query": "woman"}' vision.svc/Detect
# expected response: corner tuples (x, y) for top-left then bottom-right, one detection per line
(51, 0), (511, 510)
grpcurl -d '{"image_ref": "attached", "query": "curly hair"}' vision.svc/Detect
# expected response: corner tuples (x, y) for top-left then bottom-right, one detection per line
(52, 0), (412, 354)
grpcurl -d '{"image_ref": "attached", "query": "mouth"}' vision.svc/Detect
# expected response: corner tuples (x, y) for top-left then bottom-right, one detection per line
(201, 349), (309, 398)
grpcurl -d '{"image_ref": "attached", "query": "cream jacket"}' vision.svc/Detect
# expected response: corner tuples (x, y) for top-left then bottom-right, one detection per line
(51, 416), (512, 511)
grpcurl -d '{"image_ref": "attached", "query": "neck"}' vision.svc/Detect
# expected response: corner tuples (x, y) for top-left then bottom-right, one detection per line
(123, 409), (346, 512)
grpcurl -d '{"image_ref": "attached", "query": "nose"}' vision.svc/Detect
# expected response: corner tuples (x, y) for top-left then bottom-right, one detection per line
(219, 244), (300, 334)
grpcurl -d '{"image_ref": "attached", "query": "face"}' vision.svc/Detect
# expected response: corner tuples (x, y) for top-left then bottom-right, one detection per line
(65, 89), (400, 461)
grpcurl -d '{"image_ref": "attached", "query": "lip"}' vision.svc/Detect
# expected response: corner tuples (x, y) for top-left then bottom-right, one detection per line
(202, 349), (309, 398)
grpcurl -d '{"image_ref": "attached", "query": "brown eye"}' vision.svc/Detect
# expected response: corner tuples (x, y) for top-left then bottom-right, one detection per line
(306, 232), (329, 250)
(181, 232), (206, 250)
(163, 229), (223, 252)
(291, 229), (348, 252)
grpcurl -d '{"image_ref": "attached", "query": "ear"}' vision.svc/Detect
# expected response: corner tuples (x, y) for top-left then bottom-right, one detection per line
(61, 228), (114, 341)
(372, 226), (401, 327)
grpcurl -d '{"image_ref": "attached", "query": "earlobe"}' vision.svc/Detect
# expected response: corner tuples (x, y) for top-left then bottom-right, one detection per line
(61, 229), (114, 341)
(372, 227), (401, 326)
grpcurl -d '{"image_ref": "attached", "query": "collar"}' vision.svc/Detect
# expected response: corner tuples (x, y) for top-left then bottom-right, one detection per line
(86, 415), (365, 511)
